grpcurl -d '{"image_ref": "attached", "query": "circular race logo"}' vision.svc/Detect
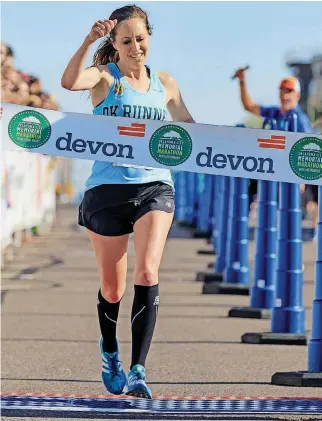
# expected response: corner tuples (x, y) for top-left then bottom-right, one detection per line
(149, 124), (192, 166)
(289, 136), (322, 180)
(8, 110), (51, 149)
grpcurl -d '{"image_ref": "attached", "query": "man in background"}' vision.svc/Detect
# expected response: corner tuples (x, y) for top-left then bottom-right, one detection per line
(234, 67), (317, 237)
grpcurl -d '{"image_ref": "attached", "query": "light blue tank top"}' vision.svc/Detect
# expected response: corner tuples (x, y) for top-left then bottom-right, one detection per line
(85, 63), (174, 190)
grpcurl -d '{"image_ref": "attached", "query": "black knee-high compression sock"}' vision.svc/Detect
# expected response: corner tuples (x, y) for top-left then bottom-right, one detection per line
(97, 289), (121, 354)
(131, 284), (159, 369)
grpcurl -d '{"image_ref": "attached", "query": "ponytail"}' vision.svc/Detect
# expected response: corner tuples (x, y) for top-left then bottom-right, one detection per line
(93, 37), (119, 66)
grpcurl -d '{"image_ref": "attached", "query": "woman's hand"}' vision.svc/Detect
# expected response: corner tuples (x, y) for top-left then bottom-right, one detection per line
(87, 19), (117, 44)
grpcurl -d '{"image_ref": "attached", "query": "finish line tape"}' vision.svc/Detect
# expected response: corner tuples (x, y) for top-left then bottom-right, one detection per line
(2, 102), (322, 185)
(1, 393), (322, 414)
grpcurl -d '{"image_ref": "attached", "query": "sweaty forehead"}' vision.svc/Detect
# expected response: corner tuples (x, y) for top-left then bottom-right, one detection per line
(117, 18), (147, 38)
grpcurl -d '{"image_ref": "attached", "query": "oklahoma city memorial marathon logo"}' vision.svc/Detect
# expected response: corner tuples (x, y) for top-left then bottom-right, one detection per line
(149, 124), (193, 166)
(8, 110), (51, 148)
(289, 136), (322, 180)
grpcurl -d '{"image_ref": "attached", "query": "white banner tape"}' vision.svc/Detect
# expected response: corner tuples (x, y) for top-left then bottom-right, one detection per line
(2, 102), (322, 185)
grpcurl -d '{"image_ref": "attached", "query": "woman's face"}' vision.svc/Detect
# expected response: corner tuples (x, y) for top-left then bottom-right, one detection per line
(113, 17), (149, 68)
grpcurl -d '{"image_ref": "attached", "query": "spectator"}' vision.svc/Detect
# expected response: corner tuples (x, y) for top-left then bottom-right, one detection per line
(1, 41), (59, 111)
(5, 45), (15, 69)
(28, 76), (41, 95)
(27, 94), (42, 108)
(235, 68), (312, 132)
(1, 42), (14, 68)
(234, 68), (317, 237)
(1, 42), (66, 201)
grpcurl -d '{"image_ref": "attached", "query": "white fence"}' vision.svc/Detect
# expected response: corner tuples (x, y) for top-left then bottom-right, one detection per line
(1, 150), (57, 265)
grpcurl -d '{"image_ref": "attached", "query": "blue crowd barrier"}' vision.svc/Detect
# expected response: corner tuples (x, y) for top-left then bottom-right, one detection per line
(272, 185), (322, 386)
(251, 177), (278, 309)
(214, 176), (251, 294)
(229, 118), (279, 317)
(271, 114), (306, 335)
(173, 115), (322, 385)
(196, 174), (214, 237)
(195, 175), (229, 282)
(242, 113), (307, 344)
(173, 171), (187, 223)
(214, 177), (230, 274)
(210, 175), (222, 254)
(252, 119), (279, 310)
(197, 125), (251, 293)
(186, 172), (198, 227)
(224, 177), (238, 283)
(308, 185), (322, 372)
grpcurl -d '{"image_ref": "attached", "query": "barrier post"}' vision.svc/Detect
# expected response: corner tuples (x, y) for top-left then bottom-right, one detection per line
(174, 171), (188, 224)
(271, 185), (322, 386)
(194, 174), (214, 239)
(196, 124), (247, 284)
(186, 172), (198, 227)
(198, 124), (251, 294)
(197, 176), (230, 285)
(229, 118), (278, 317)
(242, 113), (307, 345)
(198, 175), (218, 256)
(211, 176), (221, 253)
(204, 176), (222, 265)
(308, 188), (322, 372)
(204, 176), (251, 295)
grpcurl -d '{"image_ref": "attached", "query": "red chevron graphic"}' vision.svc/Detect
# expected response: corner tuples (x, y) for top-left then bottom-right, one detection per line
(257, 135), (286, 150)
(117, 123), (146, 137)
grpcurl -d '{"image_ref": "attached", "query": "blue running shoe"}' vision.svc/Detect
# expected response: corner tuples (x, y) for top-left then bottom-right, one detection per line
(126, 364), (152, 399)
(99, 337), (127, 395)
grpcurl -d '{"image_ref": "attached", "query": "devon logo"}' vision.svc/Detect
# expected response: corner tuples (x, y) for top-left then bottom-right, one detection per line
(289, 137), (322, 180)
(8, 110), (51, 149)
(149, 125), (192, 166)
(196, 148), (275, 174)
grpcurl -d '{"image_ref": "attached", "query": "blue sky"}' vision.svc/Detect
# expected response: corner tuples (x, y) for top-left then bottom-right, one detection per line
(2, 1), (322, 126)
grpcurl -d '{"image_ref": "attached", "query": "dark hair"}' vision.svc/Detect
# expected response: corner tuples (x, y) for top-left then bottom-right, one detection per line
(92, 5), (152, 66)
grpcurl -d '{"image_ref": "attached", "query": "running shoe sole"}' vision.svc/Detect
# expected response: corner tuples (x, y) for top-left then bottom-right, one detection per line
(126, 388), (152, 399)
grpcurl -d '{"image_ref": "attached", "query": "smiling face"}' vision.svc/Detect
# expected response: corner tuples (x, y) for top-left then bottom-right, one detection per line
(112, 17), (149, 69)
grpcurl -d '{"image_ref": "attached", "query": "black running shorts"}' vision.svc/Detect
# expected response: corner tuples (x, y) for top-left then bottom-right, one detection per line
(78, 182), (175, 236)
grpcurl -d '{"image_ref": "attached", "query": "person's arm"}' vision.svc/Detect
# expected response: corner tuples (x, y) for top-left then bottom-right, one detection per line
(61, 19), (117, 91)
(158, 72), (195, 123)
(234, 68), (261, 116)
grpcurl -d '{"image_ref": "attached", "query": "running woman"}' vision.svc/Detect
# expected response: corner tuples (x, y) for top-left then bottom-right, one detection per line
(61, 5), (194, 399)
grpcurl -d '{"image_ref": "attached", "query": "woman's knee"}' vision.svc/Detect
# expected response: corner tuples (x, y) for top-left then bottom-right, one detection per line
(101, 283), (125, 303)
(135, 265), (158, 286)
